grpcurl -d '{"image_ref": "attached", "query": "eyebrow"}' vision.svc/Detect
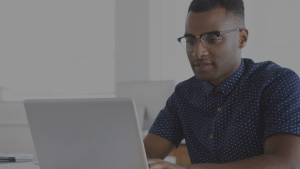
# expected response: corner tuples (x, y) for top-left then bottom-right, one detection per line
(184, 30), (221, 37)
(183, 33), (195, 37)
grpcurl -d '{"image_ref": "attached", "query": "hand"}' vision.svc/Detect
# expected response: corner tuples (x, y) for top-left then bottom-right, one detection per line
(147, 158), (187, 169)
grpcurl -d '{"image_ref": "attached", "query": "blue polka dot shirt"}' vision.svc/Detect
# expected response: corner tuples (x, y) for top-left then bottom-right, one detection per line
(149, 58), (300, 164)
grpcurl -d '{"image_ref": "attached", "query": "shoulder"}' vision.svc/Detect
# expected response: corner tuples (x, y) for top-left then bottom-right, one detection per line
(243, 58), (299, 84)
(242, 59), (300, 104)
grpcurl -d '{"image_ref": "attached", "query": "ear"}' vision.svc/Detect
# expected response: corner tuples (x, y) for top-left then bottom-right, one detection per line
(238, 28), (248, 49)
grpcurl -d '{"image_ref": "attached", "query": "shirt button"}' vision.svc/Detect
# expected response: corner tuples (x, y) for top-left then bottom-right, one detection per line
(215, 88), (220, 92)
(211, 91), (214, 94)
(210, 135), (214, 139)
(218, 108), (221, 111)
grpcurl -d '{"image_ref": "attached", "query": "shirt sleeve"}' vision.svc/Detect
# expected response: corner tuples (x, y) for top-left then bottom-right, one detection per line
(262, 69), (300, 140)
(148, 85), (184, 148)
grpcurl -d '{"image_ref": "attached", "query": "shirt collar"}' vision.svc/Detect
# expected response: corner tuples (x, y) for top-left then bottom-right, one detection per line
(202, 58), (245, 96)
(203, 81), (215, 96)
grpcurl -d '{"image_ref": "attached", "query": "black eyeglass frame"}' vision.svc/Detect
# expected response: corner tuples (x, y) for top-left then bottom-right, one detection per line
(177, 28), (244, 49)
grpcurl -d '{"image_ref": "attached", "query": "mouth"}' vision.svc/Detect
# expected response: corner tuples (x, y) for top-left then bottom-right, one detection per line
(195, 64), (211, 67)
(193, 63), (212, 72)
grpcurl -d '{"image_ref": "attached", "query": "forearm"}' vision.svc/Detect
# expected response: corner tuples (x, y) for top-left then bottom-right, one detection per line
(181, 154), (298, 169)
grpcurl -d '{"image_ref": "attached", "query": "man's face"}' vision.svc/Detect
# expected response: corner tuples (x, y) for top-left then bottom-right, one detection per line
(185, 7), (242, 86)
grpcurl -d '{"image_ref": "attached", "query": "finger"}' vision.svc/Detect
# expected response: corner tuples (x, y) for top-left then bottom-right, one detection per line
(148, 162), (165, 169)
(147, 158), (163, 164)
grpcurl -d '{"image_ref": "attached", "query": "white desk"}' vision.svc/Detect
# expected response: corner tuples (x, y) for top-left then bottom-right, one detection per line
(0, 162), (39, 169)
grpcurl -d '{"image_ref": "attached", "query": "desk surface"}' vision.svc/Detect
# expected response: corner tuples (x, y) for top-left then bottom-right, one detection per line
(0, 162), (39, 169)
(168, 144), (190, 164)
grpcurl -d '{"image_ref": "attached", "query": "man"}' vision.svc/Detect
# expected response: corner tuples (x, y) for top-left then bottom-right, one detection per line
(143, 0), (300, 169)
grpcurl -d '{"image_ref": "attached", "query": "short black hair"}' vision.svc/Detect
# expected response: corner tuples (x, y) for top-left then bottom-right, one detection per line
(188, 0), (245, 27)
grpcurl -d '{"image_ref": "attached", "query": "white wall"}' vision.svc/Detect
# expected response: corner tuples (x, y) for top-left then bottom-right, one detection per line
(149, 0), (192, 84)
(0, 0), (115, 101)
(242, 0), (300, 71)
(149, 0), (300, 84)
(0, 0), (115, 159)
(115, 0), (150, 83)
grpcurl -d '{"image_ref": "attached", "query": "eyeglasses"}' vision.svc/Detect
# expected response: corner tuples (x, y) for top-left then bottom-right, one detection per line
(177, 28), (243, 51)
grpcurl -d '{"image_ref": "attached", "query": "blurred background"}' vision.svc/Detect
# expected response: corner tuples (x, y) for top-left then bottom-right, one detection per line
(0, 0), (299, 161)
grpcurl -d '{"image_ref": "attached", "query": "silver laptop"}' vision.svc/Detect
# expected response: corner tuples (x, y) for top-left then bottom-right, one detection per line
(24, 98), (149, 169)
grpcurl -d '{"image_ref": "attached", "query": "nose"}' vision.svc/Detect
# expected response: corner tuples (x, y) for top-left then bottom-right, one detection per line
(192, 39), (209, 59)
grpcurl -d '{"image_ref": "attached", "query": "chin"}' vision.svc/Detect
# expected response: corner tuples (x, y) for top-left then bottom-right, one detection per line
(192, 67), (216, 82)
(194, 74), (214, 82)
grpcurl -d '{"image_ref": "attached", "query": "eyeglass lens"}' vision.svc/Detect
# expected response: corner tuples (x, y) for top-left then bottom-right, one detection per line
(180, 33), (220, 51)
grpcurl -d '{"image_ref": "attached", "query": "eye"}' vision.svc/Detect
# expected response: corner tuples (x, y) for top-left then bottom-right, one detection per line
(185, 37), (195, 45)
(204, 34), (219, 44)
(208, 38), (218, 43)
